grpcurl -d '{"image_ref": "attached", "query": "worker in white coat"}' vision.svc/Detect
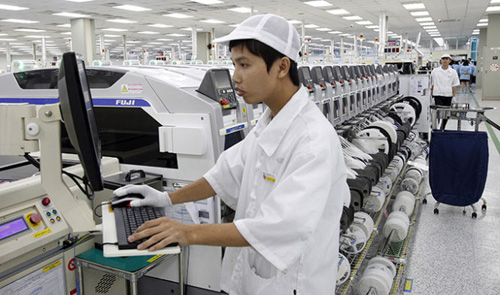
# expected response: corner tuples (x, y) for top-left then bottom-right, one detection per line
(114, 13), (349, 295)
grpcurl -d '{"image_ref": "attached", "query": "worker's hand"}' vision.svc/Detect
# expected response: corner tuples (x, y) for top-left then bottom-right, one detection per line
(113, 184), (172, 207)
(128, 217), (190, 250)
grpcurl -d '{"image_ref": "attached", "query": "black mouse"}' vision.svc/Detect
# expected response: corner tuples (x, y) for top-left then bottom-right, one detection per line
(110, 193), (145, 208)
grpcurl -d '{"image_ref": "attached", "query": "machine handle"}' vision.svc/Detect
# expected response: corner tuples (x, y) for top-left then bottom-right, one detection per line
(124, 169), (146, 182)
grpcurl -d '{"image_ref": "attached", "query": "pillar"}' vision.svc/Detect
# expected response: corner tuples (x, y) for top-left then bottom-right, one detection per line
(70, 18), (96, 65)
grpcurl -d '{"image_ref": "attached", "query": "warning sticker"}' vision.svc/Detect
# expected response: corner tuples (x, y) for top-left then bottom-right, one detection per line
(121, 84), (143, 94)
(490, 64), (499, 72)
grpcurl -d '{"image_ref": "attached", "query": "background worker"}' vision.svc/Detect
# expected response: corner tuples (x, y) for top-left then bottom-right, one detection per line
(431, 54), (460, 129)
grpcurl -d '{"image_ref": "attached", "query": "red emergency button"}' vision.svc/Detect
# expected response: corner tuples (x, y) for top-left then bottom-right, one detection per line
(307, 85), (312, 90)
(348, 79), (351, 82)
(30, 213), (42, 225)
(42, 197), (51, 206)
(320, 83), (324, 88)
(221, 99), (228, 105)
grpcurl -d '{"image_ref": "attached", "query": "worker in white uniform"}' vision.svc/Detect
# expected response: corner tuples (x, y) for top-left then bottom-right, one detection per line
(431, 53), (460, 129)
(114, 13), (349, 295)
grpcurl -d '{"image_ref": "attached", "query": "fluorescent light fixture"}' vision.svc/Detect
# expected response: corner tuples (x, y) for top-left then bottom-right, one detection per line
(228, 7), (253, 13)
(53, 12), (91, 18)
(366, 25), (379, 29)
(104, 39), (116, 42)
(201, 19), (225, 24)
(477, 23), (488, 26)
(434, 37), (444, 46)
(107, 19), (137, 24)
(479, 18), (488, 22)
(472, 31), (480, 35)
(157, 38), (173, 41)
(168, 33), (186, 37)
(491, 0), (500, 3)
(316, 28), (332, 31)
(0, 34), (10, 37)
(328, 31), (342, 34)
(102, 28), (128, 32)
(229, 24), (239, 27)
(343, 15), (363, 21)
(411, 11), (429, 16)
(486, 6), (500, 12)
(1, 19), (39, 24)
(57, 24), (71, 27)
(0, 4), (29, 10)
(148, 42), (164, 45)
(288, 20), (302, 24)
(374, 29), (380, 32)
(24, 35), (51, 38)
(113, 5), (151, 12)
(192, 0), (224, 4)
(304, 1), (333, 7)
(403, 3), (426, 10)
(305, 24), (319, 28)
(104, 34), (120, 37)
(60, 32), (72, 35)
(423, 26), (437, 29)
(356, 21), (373, 25)
(0, 38), (17, 41)
(164, 13), (193, 18)
(15, 29), (46, 32)
(326, 9), (350, 15)
(420, 22), (435, 26)
(138, 31), (159, 34)
(430, 34), (441, 37)
(426, 29), (439, 32)
(181, 27), (202, 31)
(339, 33), (350, 36)
(148, 24), (173, 28)
(416, 17), (433, 22)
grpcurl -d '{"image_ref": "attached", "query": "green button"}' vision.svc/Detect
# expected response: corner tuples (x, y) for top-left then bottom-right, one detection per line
(52, 210), (57, 214)
(46, 212), (51, 217)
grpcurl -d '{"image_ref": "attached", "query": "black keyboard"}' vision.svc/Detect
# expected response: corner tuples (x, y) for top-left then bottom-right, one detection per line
(114, 206), (164, 249)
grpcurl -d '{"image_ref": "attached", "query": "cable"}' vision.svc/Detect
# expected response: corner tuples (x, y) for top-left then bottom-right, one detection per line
(93, 202), (109, 218)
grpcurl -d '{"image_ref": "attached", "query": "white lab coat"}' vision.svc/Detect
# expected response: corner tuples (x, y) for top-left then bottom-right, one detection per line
(204, 87), (349, 295)
(431, 66), (460, 97)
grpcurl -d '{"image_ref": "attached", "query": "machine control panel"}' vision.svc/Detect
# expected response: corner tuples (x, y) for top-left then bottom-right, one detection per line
(216, 87), (238, 109)
(197, 68), (239, 109)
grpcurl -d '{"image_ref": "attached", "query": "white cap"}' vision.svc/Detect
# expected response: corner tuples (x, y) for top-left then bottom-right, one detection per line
(441, 54), (451, 59)
(213, 14), (301, 63)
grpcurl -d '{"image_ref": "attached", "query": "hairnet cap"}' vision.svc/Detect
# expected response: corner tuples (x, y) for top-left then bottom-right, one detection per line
(441, 54), (451, 59)
(212, 14), (301, 63)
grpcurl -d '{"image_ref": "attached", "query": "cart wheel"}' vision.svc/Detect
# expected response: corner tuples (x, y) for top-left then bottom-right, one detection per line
(434, 208), (439, 214)
(472, 212), (477, 219)
(463, 210), (466, 215)
(482, 205), (487, 211)
(422, 199), (427, 204)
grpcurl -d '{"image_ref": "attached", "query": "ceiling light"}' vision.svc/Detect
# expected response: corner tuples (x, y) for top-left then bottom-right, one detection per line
(107, 19), (137, 24)
(420, 22), (435, 26)
(53, 12), (91, 18)
(491, 0), (500, 3)
(423, 26), (437, 29)
(339, 33), (350, 36)
(157, 38), (174, 41)
(138, 31), (159, 34)
(168, 33), (186, 37)
(416, 17), (433, 22)
(0, 38), (17, 41)
(472, 31), (480, 35)
(411, 11), (430, 16)
(365, 25), (379, 29)
(149, 24), (173, 28)
(328, 31), (342, 34)
(113, 5), (151, 12)
(479, 18), (488, 22)
(15, 29), (46, 32)
(228, 7), (253, 13)
(305, 24), (319, 28)
(304, 1), (333, 7)
(60, 32), (72, 35)
(24, 35), (51, 38)
(343, 15), (363, 21)
(486, 6), (500, 12)
(57, 24), (71, 28)
(1, 19), (39, 24)
(180, 27), (202, 31)
(477, 23), (488, 26)
(403, 3), (426, 10)
(326, 9), (350, 15)
(104, 34), (120, 37)
(164, 13), (193, 18)
(316, 28), (332, 31)
(102, 28), (128, 32)
(229, 24), (239, 27)
(148, 42), (164, 45)
(192, 0), (224, 4)
(0, 4), (29, 10)
(356, 21), (373, 25)
(201, 19), (225, 24)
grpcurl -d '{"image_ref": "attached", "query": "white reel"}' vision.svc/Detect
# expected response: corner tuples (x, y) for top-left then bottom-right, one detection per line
(383, 211), (410, 242)
(336, 253), (351, 286)
(353, 212), (375, 238)
(390, 102), (417, 126)
(392, 191), (416, 216)
(340, 225), (368, 255)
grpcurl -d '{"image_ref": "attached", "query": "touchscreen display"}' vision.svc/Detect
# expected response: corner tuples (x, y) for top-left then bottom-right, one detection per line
(0, 218), (29, 241)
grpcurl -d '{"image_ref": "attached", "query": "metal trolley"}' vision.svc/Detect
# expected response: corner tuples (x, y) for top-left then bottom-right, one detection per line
(429, 104), (500, 218)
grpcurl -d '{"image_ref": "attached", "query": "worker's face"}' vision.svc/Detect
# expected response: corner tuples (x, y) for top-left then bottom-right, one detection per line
(231, 45), (278, 104)
(441, 58), (451, 66)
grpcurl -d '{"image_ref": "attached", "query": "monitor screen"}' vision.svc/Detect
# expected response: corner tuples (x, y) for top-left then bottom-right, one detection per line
(300, 67), (311, 80)
(323, 66), (334, 81)
(58, 52), (103, 192)
(333, 66), (342, 81)
(213, 69), (232, 89)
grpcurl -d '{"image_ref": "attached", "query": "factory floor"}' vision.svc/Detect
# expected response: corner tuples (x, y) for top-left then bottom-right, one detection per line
(403, 88), (500, 294)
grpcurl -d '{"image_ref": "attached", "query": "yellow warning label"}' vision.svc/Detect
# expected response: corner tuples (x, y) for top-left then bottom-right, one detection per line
(121, 85), (128, 93)
(147, 255), (164, 263)
(34, 228), (52, 239)
(43, 260), (61, 273)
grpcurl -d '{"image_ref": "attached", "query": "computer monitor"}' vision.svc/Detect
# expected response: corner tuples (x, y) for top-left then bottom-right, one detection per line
(58, 52), (104, 191)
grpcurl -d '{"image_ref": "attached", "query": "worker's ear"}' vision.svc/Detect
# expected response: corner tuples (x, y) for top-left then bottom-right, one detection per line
(276, 57), (291, 79)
